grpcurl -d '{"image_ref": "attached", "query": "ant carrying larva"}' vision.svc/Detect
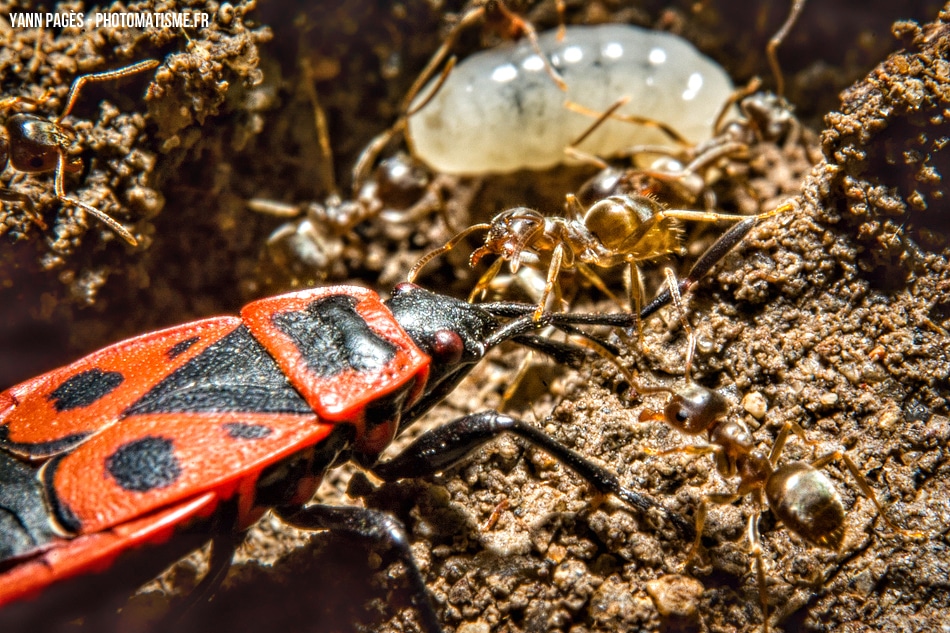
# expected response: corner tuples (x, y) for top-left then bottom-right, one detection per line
(260, 1), (769, 285)
(406, 0), (808, 326)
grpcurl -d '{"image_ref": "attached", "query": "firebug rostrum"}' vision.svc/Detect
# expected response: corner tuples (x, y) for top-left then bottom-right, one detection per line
(0, 283), (690, 631)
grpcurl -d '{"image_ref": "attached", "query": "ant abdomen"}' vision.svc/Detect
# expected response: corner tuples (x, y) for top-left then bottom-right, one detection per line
(584, 194), (680, 257)
(766, 461), (846, 550)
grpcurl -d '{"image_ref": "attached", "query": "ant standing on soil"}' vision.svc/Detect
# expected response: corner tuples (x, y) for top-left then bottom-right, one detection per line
(634, 330), (922, 632)
(0, 59), (158, 246)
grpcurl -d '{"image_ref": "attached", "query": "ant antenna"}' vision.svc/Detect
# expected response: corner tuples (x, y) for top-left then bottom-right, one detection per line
(56, 59), (159, 124)
(767, 0), (807, 98)
(407, 222), (492, 282)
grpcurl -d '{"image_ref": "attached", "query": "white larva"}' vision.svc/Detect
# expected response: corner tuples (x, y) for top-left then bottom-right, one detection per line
(406, 24), (736, 175)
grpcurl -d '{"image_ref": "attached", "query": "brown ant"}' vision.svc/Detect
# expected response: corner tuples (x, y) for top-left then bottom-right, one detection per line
(0, 59), (159, 246)
(636, 331), (922, 632)
(565, 0), (812, 211)
(408, 192), (790, 326)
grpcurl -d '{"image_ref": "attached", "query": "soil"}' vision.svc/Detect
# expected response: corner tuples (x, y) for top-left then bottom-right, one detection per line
(1, 1), (948, 633)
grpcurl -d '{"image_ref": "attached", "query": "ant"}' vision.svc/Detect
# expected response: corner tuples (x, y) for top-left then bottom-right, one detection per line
(408, 191), (790, 328)
(635, 326), (922, 632)
(0, 59), (159, 246)
(565, 0), (812, 212)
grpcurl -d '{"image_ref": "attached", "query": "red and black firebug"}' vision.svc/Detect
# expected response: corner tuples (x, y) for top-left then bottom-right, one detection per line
(0, 283), (690, 631)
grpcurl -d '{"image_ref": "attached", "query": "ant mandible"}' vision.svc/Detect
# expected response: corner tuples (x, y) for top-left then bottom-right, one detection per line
(636, 330), (921, 632)
(0, 59), (159, 246)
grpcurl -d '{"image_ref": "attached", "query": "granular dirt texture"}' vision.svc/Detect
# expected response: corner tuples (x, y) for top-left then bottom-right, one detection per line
(1, 1), (949, 633)
(0, 0), (272, 383)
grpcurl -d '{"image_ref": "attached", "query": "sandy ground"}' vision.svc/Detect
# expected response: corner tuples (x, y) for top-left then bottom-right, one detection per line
(0, 1), (948, 632)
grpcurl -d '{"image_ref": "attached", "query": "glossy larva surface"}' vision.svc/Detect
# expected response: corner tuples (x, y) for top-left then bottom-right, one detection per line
(407, 24), (735, 174)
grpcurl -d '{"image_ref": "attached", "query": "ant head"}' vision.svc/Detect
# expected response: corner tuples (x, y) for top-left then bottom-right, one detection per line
(663, 383), (729, 435)
(6, 113), (71, 173)
(473, 207), (545, 270)
(739, 92), (795, 143)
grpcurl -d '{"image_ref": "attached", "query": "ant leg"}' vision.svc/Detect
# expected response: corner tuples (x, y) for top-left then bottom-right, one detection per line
(767, 0), (808, 98)
(274, 504), (441, 633)
(563, 145), (610, 169)
(564, 97), (691, 152)
(626, 262), (648, 344)
(399, 6), (485, 116)
(564, 97), (630, 168)
(768, 420), (822, 468)
(53, 152), (138, 245)
(713, 77), (762, 134)
(485, 0), (567, 91)
(352, 58), (458, 193)
(56, 59), (159, 123)
(0, 94), (51, 112)
(747, 492), (771, 633)
(576, 262), (624, 307)
(300, 58), (338, 197)
(564, 193), (586, 221)
(555, 0), (566, 40)
(500, 348), (535, 406)
(369, 410), (695, 540)
(683, 500), (707, 568)
(0, 188), (47, 230)
(677, 140), (748, 177)
(643, 443), (718, 460)
(517, 20), (567, 91)
(534, 242), (566, 320)
(663, 267), (698, 380)
(640, 202), (793, 321)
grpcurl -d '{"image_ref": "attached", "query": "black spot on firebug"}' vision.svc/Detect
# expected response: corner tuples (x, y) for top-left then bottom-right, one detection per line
(106, 436), (181, 492)
(48, 368), (124, 412)
(223, 422), (273, 440)
(272, 295), (396, 377)
(167, 336), (201, 359)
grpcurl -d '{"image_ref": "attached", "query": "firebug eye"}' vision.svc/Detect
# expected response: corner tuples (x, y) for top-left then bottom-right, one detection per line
(431, 329), (464, 365)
